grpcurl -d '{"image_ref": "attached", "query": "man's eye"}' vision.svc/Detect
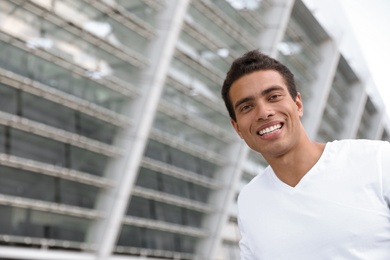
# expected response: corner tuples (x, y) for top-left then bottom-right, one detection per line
(241, 105), (252, 111)
(269, 94), (281, 100)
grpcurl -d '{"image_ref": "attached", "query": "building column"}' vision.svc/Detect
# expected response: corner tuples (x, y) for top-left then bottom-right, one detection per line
(259, 0), (296, 56)
(302, 41), (340, 140)
(195, 140), (249, 260)
(86, 1), (190, 259)
(341, 82), (366, 138)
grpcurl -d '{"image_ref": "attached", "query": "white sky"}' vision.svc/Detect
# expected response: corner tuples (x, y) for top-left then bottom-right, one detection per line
(339, 0), (390, 117)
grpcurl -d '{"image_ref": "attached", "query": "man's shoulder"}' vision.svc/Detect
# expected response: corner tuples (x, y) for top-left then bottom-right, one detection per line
(325, 139), (389, 161)
(238, 166), (271, 202)
(329, 139), (388, 150)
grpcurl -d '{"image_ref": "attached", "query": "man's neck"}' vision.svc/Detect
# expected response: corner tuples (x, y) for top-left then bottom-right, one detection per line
(266, 139), (326, 187)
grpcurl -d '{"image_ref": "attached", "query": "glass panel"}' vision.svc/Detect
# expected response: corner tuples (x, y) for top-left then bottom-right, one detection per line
(170, 148), (199, 174)
(117, 225), (142, 247)
(0, 83), (18, 114)
(8, 128), (109, 176)
(26, 54), (129, 114)
(0, 7), (136, 109)
(0, 165), (98, 208)
(117, 225), (197, 253)
(199, 159), (217, 179)
(135, 168), (159, 190)
(70, 146), (108, 176)
(0, 79), (119, 145)
(211, 0), (260, 35)
(0, 41), (27, 77)
(22, 91), (76, 132)
(0, 165), (56, 202)
(178, 31), (231, 74)
(57, 0), (151, 55)
(56, 179), (99, 209)
(10, 129), (66, 166)
(0, 205), (13, 234)
(134, 201), (204, 228)
(116, 0), (159, 28)
(179, 235), (197, 253)
(143, 140), (170, 163)
(153, 112), (227, 153)
(0, 205), (89, 242)
(135, 167), (211, 203)
(126, 196), (203, 228)
(0, 41), (128, 114)
(187, 5), (248, 55)
(78, 112), (117, 145)
(154, 230), (175, 251)
(162, 85), (230, 129)
(170, 57), (221, 98)
(144, 139), (217, 178)
(127, 196), (152, 219)
(184, 208), (203, 228)
(160, 174), (190, 199)
(0, 126), (5, 154)
(154, 201), (182, 224)
(190, 184), (209, 203)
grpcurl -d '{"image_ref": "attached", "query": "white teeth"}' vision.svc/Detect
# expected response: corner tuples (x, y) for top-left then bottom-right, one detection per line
(258, 124), (282, 136)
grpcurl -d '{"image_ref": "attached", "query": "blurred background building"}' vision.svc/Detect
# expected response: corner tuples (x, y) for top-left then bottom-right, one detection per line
(0, 0), (389, 259)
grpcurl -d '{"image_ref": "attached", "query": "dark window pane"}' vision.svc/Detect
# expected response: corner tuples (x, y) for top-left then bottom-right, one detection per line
(70, 146), (108, 176)
(154, 201), (182, 224)
(135, 168), (158, 190)
(79, 113), (117, 144)
(183, 208), (203, 228)
(191, 185), (209, 203)
(57, 179), (98, 208)
(22, 92), (76, 132)
(0, 165), (98, 208)
(161, 174), (190, 198)
(127, 196), (152, 219)
(0, 126), (5, 154)
(10, 129), (66, 166)
(144, 140), (217, 178)
(0, 83), (17, 114)
(117, 225), (142, 247)
(117, 225), (197, 253)
(144, 140), (169, 162)
(0, 206), (89, 242)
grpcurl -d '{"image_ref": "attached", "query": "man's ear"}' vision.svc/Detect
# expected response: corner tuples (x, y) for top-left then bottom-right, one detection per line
(231, 118), (243, 139)
(295, 92), (303, 117)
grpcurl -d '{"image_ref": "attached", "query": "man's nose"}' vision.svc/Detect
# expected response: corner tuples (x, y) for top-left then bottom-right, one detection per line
(256, 102), (274, 120)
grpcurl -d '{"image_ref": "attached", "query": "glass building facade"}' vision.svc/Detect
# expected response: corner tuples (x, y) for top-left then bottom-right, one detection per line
(0, 0), (389, 259)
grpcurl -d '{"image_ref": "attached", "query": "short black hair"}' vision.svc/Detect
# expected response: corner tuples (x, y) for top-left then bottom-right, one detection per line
(221, 50), (297, 121)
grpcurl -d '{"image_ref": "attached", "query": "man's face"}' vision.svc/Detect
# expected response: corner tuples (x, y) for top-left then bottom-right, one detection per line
(229, 70), (304, 159)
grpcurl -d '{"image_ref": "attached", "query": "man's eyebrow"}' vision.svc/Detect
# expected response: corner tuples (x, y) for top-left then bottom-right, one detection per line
(234, 96), (255, 110)
(233, 86), (285, 110)
(261, 85), (285, 96)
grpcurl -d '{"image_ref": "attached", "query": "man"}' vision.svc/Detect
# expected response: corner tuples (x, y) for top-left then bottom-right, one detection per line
(221, 49), (390, 259)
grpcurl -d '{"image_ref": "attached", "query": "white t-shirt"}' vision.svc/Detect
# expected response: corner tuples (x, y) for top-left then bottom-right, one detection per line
(238, 139), (390, 259)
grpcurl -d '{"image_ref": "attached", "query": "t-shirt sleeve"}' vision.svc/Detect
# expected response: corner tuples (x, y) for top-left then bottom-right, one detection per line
(238, 216), (255, 259)
(381, 141), (390, 207)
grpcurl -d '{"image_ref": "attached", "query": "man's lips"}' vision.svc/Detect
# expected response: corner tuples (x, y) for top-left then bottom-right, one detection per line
(257, 123), (283, 136)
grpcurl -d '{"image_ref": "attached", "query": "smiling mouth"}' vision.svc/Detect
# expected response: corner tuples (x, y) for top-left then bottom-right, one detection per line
(258, 123), (282, 136)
